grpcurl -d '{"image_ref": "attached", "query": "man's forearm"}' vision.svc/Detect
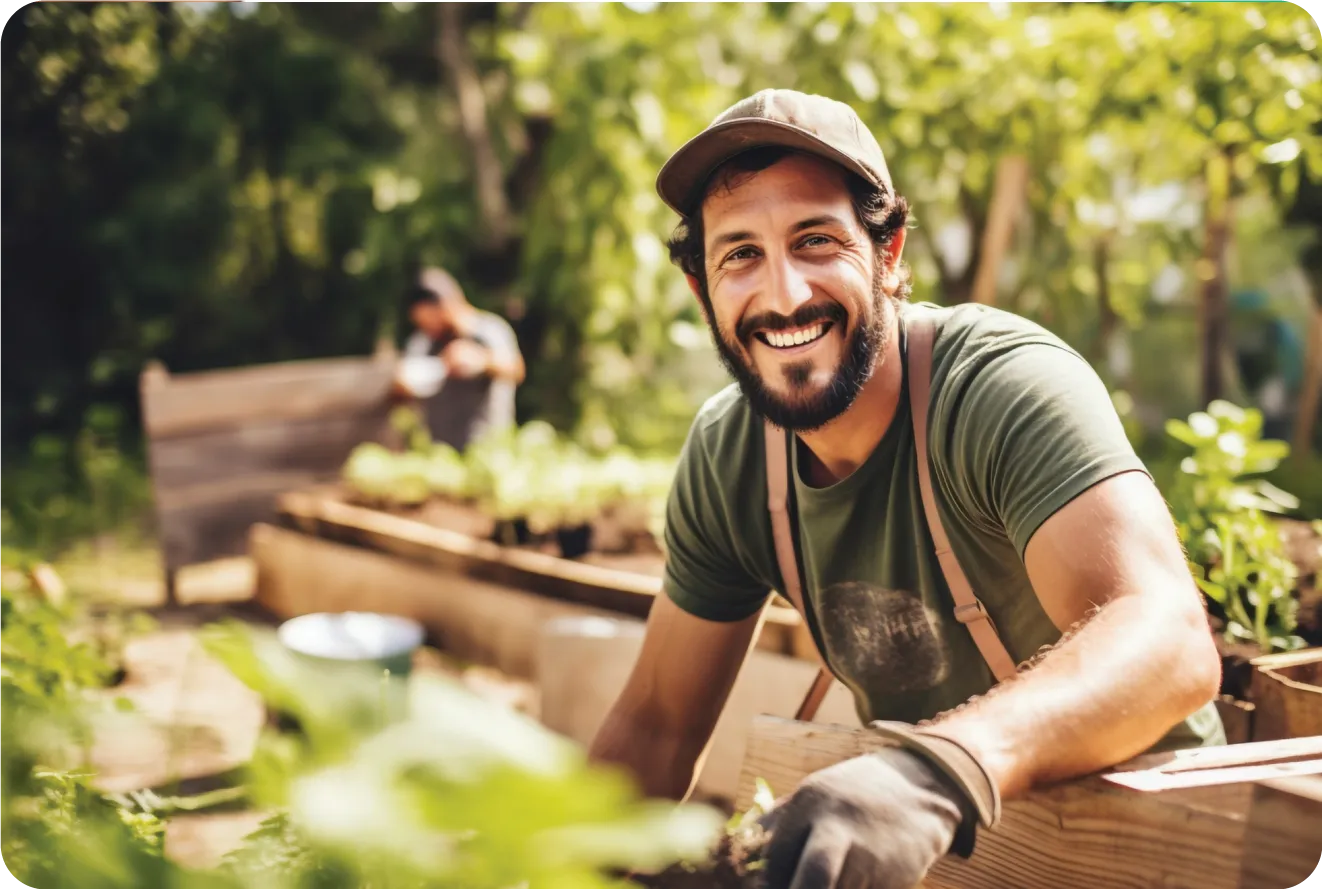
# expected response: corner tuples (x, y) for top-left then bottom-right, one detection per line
(588, 706), (704, 801)
(926, 594), (1221, 799)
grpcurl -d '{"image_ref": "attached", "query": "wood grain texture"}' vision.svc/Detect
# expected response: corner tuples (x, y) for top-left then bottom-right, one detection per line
(737, 718), (1322, 889)
(1238, 775), (1322, 889)
(140, 357), (399, 575)
(250, 523), (622, 679)
(275, 491), (807, 657)
(1250, 649), (1322, 742)
(537, 618), (857, 803)
(140, 356), (395, 439)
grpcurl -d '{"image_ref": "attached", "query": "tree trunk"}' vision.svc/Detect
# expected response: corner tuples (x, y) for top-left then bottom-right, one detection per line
(1199, 151), (1234, 406)
(1094, 236), (1118, 370)
(1294, 303), (1322, 461)
(437, 3), (512, 252)
(969, 155), (1029, 306)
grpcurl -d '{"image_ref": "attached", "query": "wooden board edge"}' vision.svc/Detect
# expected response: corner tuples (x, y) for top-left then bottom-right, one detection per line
(275, 490), (810, 654)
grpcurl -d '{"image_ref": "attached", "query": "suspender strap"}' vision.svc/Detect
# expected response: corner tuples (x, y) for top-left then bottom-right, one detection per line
(764, 421), (836, 721)
(908, 314), (1019, 683)
(767, 310), (1018, 723)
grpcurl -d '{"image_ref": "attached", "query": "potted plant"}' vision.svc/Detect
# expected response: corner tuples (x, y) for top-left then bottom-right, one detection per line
(1166, 400), (1320, 741)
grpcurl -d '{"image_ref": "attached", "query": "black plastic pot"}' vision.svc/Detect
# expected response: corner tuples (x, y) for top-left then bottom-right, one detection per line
(556, 524), (593, 559)
(491, 517), (533, 547)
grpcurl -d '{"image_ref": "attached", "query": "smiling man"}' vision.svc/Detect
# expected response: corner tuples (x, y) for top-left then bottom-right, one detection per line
(586, 90), (1226, 889)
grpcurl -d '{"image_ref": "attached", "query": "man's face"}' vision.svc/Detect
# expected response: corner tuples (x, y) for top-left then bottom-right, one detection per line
(698, 153), (897, 432)
(410, 301), (453, 340)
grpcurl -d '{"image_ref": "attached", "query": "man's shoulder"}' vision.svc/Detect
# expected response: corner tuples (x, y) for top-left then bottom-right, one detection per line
(681, 383), (760, 475)
(915, 301), (1077, 363)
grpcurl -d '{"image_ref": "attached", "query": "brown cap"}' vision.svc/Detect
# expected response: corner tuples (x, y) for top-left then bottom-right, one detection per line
(655, 89), (894, 215)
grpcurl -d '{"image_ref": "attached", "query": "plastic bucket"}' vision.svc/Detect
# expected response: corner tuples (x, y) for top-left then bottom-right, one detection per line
(277, 611), (425, 678)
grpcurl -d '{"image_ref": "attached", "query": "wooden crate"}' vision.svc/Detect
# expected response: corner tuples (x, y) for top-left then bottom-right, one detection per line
(140, 354), (398, 596)
(1251, 648), (1322, 741)
(738, 718), (1322, 889)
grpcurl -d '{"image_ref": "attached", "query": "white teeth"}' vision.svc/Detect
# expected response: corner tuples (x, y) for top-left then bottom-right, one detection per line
(766, 323), (825, 349)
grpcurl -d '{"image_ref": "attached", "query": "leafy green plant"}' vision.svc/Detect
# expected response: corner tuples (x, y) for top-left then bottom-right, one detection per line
(1165, 400), (1305, 652)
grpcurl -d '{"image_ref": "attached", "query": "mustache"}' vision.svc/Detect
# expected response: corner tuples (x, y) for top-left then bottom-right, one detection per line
(735, 302), (847, 344)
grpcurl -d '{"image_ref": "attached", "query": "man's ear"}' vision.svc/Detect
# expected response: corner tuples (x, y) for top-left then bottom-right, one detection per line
(879, 228), (907, 290)
(684, 274), (710, 324)
(684, 273), (703, 299)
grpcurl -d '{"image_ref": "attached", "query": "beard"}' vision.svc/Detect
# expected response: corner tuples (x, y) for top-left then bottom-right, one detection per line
(706, 275), (891, 433)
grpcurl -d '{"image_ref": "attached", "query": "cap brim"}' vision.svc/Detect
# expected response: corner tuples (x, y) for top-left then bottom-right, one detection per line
(656, 118), (877, 216)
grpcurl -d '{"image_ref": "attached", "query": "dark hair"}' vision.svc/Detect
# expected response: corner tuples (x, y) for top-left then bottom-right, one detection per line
(666, 146), (911, 303)
(406, 266), (465, 310)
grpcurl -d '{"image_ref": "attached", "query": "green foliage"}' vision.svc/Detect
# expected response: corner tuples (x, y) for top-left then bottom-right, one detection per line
(9, 3), (1321, 477)
(344, 415), (676, 544)
(2, 576), (726, 889)
(201, 622), (725, 889)
(1164, 400), (1306, 652)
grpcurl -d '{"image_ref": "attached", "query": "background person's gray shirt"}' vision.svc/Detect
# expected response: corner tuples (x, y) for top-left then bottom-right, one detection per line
(404, 310), (519, 450)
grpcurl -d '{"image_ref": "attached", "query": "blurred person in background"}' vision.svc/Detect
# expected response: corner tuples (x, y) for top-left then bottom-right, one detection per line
(393, 266), (525, 449)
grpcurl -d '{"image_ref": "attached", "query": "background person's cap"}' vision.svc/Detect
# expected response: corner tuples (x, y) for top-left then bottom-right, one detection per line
(655, 89), (894, 215)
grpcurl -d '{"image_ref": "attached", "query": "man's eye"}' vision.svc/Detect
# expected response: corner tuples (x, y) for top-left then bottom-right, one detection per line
(726, 246), (759, 262)
(799, 234), (832, 248)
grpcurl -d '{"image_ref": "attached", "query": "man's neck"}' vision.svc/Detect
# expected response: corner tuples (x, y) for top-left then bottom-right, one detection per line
(796, 307), (904, 487)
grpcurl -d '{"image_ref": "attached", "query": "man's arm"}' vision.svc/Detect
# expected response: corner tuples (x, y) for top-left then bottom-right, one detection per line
(588, 594), (766, 800)
(590, 408), (772, 799)
(926, 469), (1222, 798)
(472, 315), (526, 384)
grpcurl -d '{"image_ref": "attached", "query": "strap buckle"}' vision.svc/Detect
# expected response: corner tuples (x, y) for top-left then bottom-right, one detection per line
(954, 599), (993, 625)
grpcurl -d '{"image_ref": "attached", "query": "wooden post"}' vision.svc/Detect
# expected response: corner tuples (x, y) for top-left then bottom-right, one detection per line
(737, 717), (1322, 889)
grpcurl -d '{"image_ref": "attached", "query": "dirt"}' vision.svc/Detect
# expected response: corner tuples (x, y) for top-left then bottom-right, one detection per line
(629, 828), (770, 889)
(1279, 518), (1322, 642)
(353, 488), (668, 576)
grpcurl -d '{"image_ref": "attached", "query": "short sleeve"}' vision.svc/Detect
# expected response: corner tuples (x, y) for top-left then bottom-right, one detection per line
(475, 313), (521, 365)
(944, 342), (1149, 559)
(662, 424), (770, 622)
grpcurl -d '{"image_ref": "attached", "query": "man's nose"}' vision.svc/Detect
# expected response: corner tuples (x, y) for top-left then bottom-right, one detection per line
(763, 253), (814, 317)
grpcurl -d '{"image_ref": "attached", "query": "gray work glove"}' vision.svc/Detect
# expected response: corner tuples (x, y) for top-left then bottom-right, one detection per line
(760, 721), (1000, 889)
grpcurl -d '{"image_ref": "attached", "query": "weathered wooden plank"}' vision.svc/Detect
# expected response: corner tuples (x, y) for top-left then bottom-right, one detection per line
(1250, 648), (1322, 742)
(274, 491), (810, 656)
(250, 522), (625, 680)
(1215, 694), (1255, 745)
(158, 483), (323, 569)
(139, 357), (400, 579)
(536, 615), (857, 803)
(737, 718), (1322, 889)
(1238, 775), (1322, 889)
(140, 356), (395, 439)
(147, 409), (393, 490)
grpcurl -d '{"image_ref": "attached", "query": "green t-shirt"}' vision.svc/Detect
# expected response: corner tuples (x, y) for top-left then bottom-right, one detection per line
(663, 301), (1224, 751)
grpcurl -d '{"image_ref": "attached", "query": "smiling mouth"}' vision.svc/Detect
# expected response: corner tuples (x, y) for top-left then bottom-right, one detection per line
(755, 321), (833, 351)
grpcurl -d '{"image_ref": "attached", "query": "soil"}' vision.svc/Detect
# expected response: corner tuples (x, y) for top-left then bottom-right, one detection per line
(1279, 518), (1322, 642)
(629, 828), (770, 889)
(350, 488), (668, 577)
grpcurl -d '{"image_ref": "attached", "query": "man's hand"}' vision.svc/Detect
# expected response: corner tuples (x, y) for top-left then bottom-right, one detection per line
(441, 340), (491, 378)
(761, 723), (999, 889)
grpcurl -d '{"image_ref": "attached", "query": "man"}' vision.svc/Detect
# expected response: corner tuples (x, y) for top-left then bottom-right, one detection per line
(588, 90), (1224, 889)
(394, 266), (525, 449)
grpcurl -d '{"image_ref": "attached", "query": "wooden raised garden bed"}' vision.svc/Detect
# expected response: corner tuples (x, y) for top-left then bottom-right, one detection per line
(254, 487), (815, 673)
(717, 719), (1322, 889)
